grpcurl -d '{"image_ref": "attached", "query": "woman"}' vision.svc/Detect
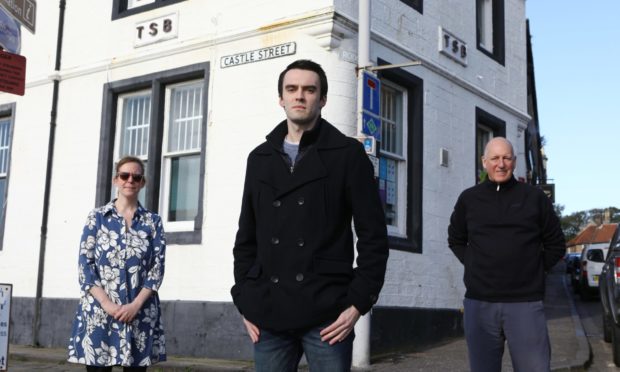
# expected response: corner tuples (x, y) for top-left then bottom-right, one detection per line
(68, 156), (166, 372)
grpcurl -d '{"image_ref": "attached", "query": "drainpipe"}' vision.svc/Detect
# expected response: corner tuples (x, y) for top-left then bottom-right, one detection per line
(352, 0), (372, 368)
(33, 0), (66, 346)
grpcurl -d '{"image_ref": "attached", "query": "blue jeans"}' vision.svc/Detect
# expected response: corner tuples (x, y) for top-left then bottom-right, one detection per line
(464, 298), (550, 372)
(254, 324), (354, 372)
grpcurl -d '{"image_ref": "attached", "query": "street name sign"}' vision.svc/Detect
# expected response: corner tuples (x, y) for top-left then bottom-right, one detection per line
(0, 0), (35, 34)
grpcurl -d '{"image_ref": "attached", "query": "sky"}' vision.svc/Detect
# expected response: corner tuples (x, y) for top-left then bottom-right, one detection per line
(526, 1), (620, 216)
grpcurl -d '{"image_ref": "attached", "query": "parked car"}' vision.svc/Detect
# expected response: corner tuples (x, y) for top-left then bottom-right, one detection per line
(600, 225), (620, 365)
(578, 245), (608, 300)
(564, 252), (582, 292)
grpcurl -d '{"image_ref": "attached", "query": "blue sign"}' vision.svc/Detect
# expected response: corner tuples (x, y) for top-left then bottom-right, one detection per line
(362, 112), (381, 141)
(0, 7), (20, 54)
(361, 71), (381, 140)
(362, 71), (380, 115)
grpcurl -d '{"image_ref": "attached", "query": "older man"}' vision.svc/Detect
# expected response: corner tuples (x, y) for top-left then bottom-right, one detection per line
(448, 137), (566, 372)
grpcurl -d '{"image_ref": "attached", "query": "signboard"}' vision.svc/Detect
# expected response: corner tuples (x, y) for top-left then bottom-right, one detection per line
(0, 7), (20, 53)
(0, 0), (35, 34)
(0, 49), (25, 95)
(439, 27), (467, 66)
(134, 12), (178, 48)
(361, 70), (381, 140)
(0, 283), (11, 371)
(537, 183), (555, 203)
(221, 42), (296, 68)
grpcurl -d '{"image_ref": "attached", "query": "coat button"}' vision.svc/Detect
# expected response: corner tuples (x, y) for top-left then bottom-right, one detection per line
(271, 237), (280, 245)
(297, 238), (305, 247)
(295, 273), (304, 282)
(270, 275), (279, 283)
(297, 197), (305, 206)
(272, 200), (281, 207)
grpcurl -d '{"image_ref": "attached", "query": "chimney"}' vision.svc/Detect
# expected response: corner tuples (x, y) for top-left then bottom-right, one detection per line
(605, 208), (611, 224)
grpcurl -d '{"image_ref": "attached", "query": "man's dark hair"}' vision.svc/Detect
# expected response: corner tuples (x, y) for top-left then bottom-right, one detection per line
(278, 59), (328, 99)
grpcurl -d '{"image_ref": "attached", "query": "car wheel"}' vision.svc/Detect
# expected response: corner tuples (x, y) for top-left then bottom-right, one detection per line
(604, 307), (613, 343)
(612, 320), (620, 366)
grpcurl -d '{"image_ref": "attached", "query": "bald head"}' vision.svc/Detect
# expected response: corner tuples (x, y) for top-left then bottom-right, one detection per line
(482, 137), (516, 183)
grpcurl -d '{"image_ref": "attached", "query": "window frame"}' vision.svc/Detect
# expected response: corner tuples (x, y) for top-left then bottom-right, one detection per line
(399, 0), (423, 14)
(377, 59), (423, 254)
(97, 62), (210, 245)
(111, 0), (186, 20)
(0, 103), (16, 251)
(379, 80), (408, 237)
(476, 0), (505, 65)
(475, 107), (506, 183)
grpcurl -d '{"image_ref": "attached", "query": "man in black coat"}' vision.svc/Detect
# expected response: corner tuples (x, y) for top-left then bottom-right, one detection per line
(448, 137), (566, 372)
(231, 59), (388, 371)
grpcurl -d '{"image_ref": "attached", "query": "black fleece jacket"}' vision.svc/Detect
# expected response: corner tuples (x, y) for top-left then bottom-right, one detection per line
(448, 177), (566, 302)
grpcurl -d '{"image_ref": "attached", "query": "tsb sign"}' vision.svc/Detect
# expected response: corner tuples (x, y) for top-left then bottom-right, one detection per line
(134, 12), (178, 47)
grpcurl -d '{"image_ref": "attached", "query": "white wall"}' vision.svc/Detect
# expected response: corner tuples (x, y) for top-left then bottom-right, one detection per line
(0, 0), (530, 313)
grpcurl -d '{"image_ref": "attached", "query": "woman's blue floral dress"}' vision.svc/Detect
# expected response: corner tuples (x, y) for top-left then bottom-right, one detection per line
(68, 200), (166, 367)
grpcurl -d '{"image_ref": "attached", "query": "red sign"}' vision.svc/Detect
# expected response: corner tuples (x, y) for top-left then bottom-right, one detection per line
(0, 49), (25, 96)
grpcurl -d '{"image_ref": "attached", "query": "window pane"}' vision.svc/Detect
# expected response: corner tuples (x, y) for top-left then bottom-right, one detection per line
(0, 178), (5, 225)
(120, 94), (151, 158)
(168, 154), (200, 222)
(380, 85), (403, 156)
(0, 119), (10, 176)
(477, 0), (494, 51)
(168, 83), (203, 153)
(127, 0), (156, 9)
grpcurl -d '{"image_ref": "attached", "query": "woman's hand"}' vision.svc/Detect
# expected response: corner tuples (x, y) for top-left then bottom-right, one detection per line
(115, 302), (141, 323)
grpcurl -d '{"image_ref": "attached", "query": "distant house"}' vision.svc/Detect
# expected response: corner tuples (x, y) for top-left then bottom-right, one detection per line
(567, 224), (618, 254)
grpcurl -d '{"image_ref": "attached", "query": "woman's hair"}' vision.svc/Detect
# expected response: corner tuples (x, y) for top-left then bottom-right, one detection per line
(115, 156), (145, 179)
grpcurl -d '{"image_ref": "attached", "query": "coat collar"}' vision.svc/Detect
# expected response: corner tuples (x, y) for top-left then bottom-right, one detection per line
(255, 118), (348, 199)
(257, 117), (349, 154)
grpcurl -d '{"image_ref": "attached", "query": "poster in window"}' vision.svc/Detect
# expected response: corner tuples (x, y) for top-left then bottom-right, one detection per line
(379, 158), (387, 180)
(386, 159), (396, 182)
(386, 181), (396, 205)
(378, 179), (386, 204)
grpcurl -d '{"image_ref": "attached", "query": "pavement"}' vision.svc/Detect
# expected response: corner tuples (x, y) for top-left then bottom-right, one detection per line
(5, 264), (590, 371)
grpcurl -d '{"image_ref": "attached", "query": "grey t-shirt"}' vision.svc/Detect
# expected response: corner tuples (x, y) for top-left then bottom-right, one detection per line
(283, 139), (299, 166)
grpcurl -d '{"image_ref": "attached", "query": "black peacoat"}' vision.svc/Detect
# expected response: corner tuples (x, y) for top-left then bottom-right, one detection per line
(231, 118), (389, 331)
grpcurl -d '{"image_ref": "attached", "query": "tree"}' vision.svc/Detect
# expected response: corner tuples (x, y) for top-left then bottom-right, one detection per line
(557, 205), (620, 242)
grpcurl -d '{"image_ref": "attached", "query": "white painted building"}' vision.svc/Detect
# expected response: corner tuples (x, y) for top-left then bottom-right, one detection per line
(0, 0), (531, 360)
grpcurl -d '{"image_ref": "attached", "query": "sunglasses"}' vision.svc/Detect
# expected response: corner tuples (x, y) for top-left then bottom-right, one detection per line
(117, 172), (144, 182)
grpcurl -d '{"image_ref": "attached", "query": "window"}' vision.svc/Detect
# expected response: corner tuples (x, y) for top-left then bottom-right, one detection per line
(400, 0), (423, 14)
(379, 81), (407, 237)
(475, 107), (506, 183)
(98, 63), (209, 244)
(476, 0), (505, 65)
(112, 0), (186, 20)
(0, 104), (15, 250)
(377, 59), (423, 253)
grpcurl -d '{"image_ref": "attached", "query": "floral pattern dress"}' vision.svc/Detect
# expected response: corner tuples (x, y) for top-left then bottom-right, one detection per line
(68, 201), (166, 367)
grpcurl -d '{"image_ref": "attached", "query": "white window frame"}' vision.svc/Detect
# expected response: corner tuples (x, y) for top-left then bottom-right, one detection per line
(127, 0), (156, 9)
(112, 90), (151, 203)
(477, 0), (494, 52)
(160, 79), (204, 232)
(380, 80), (408, 238)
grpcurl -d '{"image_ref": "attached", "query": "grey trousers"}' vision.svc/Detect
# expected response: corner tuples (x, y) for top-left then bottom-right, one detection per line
(463, 298), (551, 372)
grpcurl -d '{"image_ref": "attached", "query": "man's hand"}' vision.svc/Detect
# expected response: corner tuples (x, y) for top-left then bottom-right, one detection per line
(320, 305), (360, 345)
(243, 317), (260, 343)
